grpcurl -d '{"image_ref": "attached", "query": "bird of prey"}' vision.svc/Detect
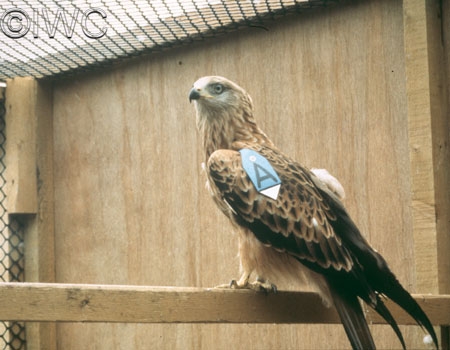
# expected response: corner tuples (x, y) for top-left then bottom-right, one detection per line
(189, 75), (438, 350)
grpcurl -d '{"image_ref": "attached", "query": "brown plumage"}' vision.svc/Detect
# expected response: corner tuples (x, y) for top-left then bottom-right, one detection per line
(189, 76), (438, 350)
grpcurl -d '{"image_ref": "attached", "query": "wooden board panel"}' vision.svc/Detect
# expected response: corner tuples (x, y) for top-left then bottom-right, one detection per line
(49, 0), (430, 349)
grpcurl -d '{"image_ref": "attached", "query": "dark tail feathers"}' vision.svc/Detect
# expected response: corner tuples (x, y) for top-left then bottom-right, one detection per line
(372, 295), (406, 349)
(330, 284), (376, 350)
(379, 272), (438, 349)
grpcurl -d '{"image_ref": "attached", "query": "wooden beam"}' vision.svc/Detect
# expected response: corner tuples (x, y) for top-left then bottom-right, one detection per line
(403, 0), (450, 295)
(403, 1), (450, 346)
(5, 78), (56, 350)
(5, 78), (38, 214)
(5, 78), (56, 283)
(0, 283), (448, 326)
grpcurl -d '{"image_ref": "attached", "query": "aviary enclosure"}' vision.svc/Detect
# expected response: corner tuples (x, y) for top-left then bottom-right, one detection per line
(0, 0), (449, 349)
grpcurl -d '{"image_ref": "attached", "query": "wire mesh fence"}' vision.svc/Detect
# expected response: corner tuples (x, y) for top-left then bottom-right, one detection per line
(0, 0), (339, 80)
(0, 85), (26, 349)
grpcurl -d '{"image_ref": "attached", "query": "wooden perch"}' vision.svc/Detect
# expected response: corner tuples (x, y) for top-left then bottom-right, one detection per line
(0, 282), (449, 325)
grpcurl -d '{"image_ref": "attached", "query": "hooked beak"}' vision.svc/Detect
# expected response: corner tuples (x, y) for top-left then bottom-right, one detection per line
(189, 88), (201, 103)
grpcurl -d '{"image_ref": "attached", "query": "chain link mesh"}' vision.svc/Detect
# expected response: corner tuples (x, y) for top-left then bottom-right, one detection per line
(0, 0), (340, 80)
(0, 87), (26, 349)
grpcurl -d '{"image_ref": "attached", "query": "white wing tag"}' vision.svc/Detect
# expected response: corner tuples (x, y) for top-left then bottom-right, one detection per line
(239, 149), (281, 200)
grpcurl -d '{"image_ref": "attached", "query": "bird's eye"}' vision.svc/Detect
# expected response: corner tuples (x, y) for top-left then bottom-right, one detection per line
(213, 84), (224, 94)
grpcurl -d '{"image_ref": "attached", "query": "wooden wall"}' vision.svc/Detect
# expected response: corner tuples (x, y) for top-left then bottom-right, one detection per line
(5, 0), (449, 349)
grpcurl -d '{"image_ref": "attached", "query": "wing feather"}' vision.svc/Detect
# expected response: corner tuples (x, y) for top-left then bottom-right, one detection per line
(207, 144), (354, 273)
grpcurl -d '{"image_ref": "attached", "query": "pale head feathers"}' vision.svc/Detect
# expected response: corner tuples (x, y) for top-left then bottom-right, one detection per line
(189, 76), (253, 121)
(189, 76), (273, 160)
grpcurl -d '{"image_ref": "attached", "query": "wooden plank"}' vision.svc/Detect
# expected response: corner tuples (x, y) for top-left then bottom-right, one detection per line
(29, 79), (57, 350)
(5, 78), (38, 214)
(424, 0), (450, 298)
(5, 78), (56, 282)
(5, 78), (56, 350)
(403, 1), (450, 346)
(403, 0), (450, 295)
(439, 0), (450, 349)
(403, 0), (438, 293)
(0, 283), (339, 324)
(432, 0), (450, 296)
(0, 283), (448, 326)
(0, 283), (450, 325)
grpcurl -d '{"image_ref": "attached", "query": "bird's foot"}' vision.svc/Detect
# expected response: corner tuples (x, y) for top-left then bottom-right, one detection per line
(215, 278), (277, 294)
(214, 279), (247, 289)
(214, 273), (249, 290)
(238, 279), (277, 294)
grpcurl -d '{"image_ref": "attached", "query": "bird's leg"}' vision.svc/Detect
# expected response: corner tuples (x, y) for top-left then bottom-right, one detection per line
(230, 273), (251, 289)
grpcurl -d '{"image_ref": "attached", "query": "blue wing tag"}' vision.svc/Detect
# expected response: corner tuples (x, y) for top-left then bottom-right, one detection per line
(239, 149), (281, 200)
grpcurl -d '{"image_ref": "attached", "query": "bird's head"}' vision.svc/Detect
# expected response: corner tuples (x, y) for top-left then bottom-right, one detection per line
(189, 76), (253, 126)
(189, 76), (272, 158)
